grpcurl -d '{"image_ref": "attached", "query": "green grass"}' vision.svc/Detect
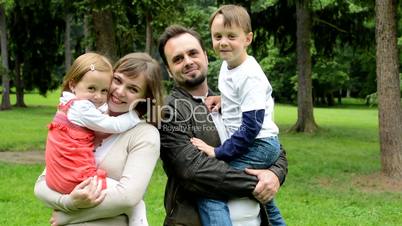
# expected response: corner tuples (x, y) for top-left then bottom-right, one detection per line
(1, 94), (401, 225)
(0, 90), (59, 151)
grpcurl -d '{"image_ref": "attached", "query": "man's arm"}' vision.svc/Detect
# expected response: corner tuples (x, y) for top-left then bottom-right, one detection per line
(160, 107), (257, 200)
(268, 145), (288, 185)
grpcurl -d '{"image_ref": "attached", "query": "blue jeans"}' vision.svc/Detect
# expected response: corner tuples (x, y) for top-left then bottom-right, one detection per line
(198, 136), (286, 226)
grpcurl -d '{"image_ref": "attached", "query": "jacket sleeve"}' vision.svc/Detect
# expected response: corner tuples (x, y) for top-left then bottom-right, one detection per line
(160, 106), (258, 200)
(268, 145), (288, 185)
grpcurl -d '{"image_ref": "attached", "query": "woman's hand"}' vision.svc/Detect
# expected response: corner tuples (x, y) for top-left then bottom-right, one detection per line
(191, 138), (216, 157)
(204, 96), (221, 112)
(69, 176), (106, 209)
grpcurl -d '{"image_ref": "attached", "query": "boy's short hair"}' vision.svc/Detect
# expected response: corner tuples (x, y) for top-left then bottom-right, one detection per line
(209, 4), (252, 33)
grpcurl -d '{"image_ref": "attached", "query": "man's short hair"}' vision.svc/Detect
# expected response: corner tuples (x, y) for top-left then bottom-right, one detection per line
(158, 25), (206, 67)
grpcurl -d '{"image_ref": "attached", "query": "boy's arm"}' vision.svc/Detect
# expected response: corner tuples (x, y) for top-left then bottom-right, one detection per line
(67, 100), (140, 133)
(214, 109), (264, 161)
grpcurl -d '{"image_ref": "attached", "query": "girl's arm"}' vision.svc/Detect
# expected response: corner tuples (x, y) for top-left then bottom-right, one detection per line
(67, 99), (140, 133)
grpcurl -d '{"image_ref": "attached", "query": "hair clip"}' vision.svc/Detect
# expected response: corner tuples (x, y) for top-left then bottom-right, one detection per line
(90, 64), (95, 71)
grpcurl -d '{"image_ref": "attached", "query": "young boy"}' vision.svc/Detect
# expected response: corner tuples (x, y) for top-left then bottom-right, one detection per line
(191, 4), (286, 226)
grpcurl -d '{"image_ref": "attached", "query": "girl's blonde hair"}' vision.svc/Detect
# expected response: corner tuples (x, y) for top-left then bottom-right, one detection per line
(62, 52), (113, 92)
(113, 52), (164, 125)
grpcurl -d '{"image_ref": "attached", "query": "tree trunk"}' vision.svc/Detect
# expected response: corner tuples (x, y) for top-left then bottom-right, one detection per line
(64, 12), (72, 72)
(83, 15), (91, 53)
(290, 0), (318, 133)
(0, 4), (11, 110)
(375, 0), (402, 179)
(14, 58), (26, 107)
(92, 9), (117, 62)
(145, 11), (152, 54)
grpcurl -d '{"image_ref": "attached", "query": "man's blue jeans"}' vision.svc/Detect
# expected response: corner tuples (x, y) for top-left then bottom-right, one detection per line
(197, 136), (286, 226)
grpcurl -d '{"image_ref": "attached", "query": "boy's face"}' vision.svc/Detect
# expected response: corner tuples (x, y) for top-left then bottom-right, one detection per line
(210, 14), (252, 69)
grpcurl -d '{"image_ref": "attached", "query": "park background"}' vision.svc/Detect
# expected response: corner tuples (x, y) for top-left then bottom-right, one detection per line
(0, 0), (401, 225)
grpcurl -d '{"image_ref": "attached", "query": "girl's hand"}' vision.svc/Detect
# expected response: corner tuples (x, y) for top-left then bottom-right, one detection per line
(204, 96), (221, 112)
(191, 138), (216, 157)
(94, 131), (111, 148)
(69, 176), (106, 209)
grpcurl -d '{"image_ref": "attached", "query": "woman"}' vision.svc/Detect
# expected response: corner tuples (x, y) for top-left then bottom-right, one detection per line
(34, 52), (164, 226)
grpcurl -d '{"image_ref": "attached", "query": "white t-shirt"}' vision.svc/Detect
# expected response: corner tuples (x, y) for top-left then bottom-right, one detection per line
(218, 56), (279, 138)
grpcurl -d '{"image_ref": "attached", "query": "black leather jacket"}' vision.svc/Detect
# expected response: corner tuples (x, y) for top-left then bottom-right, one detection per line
(159, 86), (288, 226)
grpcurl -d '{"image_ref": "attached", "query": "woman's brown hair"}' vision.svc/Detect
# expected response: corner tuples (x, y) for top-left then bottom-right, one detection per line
(113, 52), (164, 125)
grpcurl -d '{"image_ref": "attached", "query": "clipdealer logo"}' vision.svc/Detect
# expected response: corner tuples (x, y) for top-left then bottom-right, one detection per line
(127, 98), (216, 130)
(126, 97), (263, 133)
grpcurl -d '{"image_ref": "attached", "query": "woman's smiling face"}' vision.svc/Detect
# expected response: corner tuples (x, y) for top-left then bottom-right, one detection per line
(107, 72), (147, 114)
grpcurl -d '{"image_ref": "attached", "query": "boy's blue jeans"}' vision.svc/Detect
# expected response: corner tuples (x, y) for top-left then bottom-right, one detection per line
(197, 136), (286, 226)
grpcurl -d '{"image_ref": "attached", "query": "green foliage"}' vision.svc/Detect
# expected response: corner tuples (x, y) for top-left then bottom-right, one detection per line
(8, 0), (64, 95)
(258, 42), (297, 103)
(250, 0), (278, 13)
(207, 59), (221, 93)
(365, 92), (377, 107)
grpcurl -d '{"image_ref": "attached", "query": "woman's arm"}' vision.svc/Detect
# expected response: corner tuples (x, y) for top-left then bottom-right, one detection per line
(34, 171), (78, 213)
(53, 124), (160, 225)
(34, 171), (106, 212)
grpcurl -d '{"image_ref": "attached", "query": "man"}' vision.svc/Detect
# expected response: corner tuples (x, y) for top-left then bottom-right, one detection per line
(158, 24), (288, 226)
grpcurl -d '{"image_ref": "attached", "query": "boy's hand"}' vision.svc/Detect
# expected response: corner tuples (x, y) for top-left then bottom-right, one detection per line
(204, 96), (221, 112)
(191, 138), (216, 157)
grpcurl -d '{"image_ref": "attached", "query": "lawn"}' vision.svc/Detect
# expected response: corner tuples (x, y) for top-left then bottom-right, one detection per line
(0, 91), (401, 225)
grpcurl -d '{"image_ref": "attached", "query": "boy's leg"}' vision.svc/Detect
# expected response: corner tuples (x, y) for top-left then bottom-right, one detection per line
(265, 199), (286, 226)
(197, 198), (233, 226)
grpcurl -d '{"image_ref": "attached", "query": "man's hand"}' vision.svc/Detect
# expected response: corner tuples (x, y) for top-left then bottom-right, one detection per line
(69, 176), (106, 209)
(204, 96), (221, 112)
(245, 168), (280, 204)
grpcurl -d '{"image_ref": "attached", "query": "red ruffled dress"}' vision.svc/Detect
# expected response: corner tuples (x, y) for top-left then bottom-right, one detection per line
(45, 99), (107, 194)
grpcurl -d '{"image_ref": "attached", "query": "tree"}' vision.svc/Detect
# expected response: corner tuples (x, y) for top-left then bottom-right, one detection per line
(90, 1), (117, 61)
(64, 0), (73, 72)
(0, 2), (10, 110)
(9, 0), (64, 106)
(375, 0), (402, 178)
(290, 0), (318, 133)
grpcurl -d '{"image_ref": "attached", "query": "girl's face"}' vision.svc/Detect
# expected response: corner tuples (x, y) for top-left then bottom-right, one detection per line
(69, 70), (111, 108)
(108, 72), (147, 114)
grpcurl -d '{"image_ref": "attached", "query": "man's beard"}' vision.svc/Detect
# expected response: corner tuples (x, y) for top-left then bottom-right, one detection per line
(184, 74), (206, 88)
